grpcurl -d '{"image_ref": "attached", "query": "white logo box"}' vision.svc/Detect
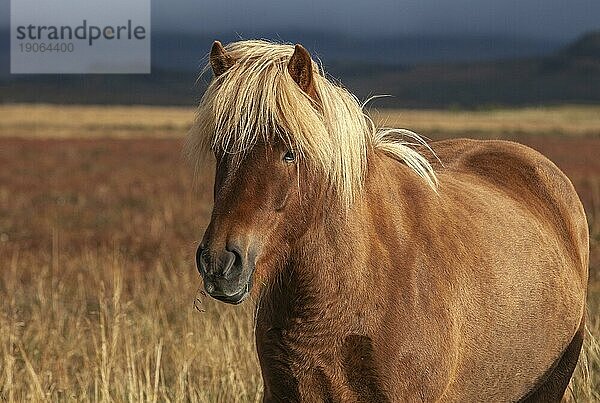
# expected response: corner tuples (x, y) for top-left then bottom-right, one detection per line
(11, 0), (150, 74)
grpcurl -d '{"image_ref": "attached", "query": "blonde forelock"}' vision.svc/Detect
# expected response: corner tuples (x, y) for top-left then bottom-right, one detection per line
(187, 40), (437, 208)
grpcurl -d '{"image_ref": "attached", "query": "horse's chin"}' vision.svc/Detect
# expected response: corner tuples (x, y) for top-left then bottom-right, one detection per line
(212, 290), (248, 305)
(210, 278), (252, 305)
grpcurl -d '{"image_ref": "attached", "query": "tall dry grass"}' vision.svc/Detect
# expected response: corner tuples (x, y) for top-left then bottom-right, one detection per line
(0, 245), (261, 401)
(0, 104), (599, 401)
(0, 138), (262, 401)
(568, 178), (600, 400)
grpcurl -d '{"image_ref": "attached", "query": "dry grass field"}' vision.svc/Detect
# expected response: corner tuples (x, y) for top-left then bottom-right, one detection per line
(0, 104), (599, 401)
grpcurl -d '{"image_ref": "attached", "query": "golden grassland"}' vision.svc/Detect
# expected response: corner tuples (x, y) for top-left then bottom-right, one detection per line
(1, 103), (600, 139)
(0, 103), (599, 401)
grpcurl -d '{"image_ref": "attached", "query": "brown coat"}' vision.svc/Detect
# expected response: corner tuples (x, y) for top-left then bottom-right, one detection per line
(193, 41), (588, 402)
(252, 139), (588, 402)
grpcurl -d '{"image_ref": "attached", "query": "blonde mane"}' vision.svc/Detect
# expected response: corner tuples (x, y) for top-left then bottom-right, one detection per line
(187, 39), (437, 207)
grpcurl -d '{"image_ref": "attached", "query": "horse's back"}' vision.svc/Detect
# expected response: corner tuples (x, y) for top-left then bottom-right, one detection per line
(435, 139), (588, 401)
(375, 138), (589, 401)
(432, 138), (588, 274)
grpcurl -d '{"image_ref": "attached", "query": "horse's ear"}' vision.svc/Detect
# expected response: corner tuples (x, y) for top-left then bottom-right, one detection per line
(210, 40), (235, 77)
(288, 44), (315, 96)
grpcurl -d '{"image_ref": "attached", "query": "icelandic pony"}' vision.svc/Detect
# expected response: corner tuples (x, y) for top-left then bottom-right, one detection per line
(187, 40), (589, 402)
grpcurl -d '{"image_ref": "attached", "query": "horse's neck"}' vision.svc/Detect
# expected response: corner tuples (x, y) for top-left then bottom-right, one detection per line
(257, 195), (379, 339)
(257, 155), (404, 334)
(255, 157), (407, 397)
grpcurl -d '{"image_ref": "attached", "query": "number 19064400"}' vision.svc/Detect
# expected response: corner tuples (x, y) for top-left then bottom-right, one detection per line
(19, 42), (74, 52)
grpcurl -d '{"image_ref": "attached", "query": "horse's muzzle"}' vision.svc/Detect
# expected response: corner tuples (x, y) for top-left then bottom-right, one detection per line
(195, 242), (254, 304)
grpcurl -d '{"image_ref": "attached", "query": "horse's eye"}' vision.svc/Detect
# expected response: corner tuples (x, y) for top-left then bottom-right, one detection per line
(283, 150), (296, 163)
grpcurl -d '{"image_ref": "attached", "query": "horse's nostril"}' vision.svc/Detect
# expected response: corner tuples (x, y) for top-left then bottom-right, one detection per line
(218, 250), (237, 277)
(196, 243), (245, 279)
(225, 244), (243, 269)
(196, 246), (208, 274)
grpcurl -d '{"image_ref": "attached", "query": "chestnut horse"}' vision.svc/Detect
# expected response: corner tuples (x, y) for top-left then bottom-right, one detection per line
(187, 40), (589, 402)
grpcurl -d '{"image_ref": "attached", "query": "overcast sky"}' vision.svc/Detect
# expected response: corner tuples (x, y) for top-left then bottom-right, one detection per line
(151, 0), (600, 41)
(3, 0), (599, 41)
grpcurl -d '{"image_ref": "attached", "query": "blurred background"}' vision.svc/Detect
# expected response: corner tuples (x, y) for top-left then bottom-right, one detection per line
(0, 1), (599, 401)
(1, 0), (600, 107)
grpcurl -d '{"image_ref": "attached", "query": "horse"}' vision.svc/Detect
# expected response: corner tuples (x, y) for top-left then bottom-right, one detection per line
(187, 39), (589, 402)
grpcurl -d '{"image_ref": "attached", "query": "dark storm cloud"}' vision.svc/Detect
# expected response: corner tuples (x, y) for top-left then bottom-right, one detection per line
(2, 0), (599, 41)
(150, 0), (600, 40)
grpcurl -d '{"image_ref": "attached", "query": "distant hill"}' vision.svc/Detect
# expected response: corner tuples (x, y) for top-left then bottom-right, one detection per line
(0, 30), (598, 108)
(560, 31), (600, 59)
(0, 30), (560, 78)
(343, 32), (600, 108)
